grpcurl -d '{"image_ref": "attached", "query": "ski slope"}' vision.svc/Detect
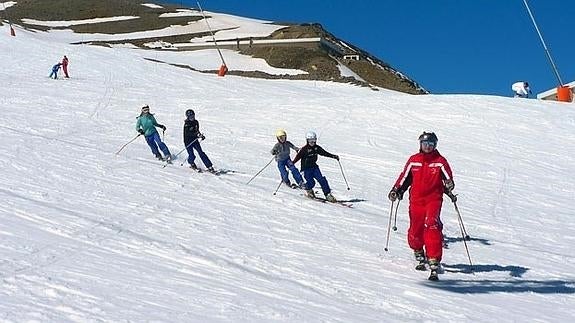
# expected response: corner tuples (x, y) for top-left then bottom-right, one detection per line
(1, 21), (575, 322)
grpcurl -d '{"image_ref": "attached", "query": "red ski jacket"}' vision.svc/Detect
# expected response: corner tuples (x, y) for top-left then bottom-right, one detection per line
(393, 150), (453, 204)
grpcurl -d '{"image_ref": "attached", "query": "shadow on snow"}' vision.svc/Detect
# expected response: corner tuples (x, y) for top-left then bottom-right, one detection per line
(443, 263), (528, 277)
(423, 278), (575, 294)
(430, 263), (575, 294)
(444, 235), (491, 246)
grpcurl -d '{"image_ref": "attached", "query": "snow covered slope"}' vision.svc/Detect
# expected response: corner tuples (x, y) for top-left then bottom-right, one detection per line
(1, 23), (574, 322)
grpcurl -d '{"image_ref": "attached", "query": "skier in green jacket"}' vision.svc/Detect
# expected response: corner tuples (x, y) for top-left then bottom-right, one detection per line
(135, 105), (172, 161)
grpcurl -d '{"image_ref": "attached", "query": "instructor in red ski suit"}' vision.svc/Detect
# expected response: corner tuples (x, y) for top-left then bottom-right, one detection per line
(388, 132), (454, 269)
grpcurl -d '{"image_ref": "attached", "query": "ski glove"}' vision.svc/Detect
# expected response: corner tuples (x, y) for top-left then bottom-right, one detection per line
(138, 129), (145, 135)
(198, 133), (206, 140)
(388, 188), (403, 202)
(333, 155), (340, 161)
(159, 125), (166, 131)
(444, 179), (455, 192)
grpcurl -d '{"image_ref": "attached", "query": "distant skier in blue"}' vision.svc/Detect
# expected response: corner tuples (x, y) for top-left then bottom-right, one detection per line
(49, 63), (62, 79)
(135, 105), (172, 161)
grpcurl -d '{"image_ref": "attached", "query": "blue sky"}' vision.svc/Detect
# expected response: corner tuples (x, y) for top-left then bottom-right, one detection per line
(171, 1), (574, 96)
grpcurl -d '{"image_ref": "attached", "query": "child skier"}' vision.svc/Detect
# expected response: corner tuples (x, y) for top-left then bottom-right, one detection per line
(292, 131), (339, 202)
(135, 105), (172, 161)
(49, 63), (61, 79)
(183, 109), (215, 172)
(271, 129), (304, 188)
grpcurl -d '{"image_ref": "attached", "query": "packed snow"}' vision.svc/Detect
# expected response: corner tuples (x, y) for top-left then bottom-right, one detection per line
(21, 16), (140, 27)
(1, 15), (575, 323)
(0, 1), (16, 11)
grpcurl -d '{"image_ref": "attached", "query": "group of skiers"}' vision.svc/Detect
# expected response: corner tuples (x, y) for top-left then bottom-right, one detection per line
(49, 55), (70, 79)
(134, 106), (456, 278)
(271, 130), (339, 202)
(135, 105), (215, 172)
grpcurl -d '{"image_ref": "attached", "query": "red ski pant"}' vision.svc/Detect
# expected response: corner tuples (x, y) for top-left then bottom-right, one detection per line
(407, 199), (444, 261)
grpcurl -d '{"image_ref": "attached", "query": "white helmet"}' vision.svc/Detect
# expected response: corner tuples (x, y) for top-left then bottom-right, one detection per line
(305, 131), (317, 140)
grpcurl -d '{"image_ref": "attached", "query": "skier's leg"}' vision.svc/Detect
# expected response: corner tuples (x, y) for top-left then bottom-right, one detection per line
(193, 142), (213, 168)
(144, 134), (161, 156)
(277, 159), (290, 183)
(423, 199), (444, 262)
(407, 202), (425, 253)
(303, 169), (316, 190)
(150, 132), (171, 157)
(286, 160), (304, 185)
(186, 144), (197, 165)
(314, 168), (331, 195)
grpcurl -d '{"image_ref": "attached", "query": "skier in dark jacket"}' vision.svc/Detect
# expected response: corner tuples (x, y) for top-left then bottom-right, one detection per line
(183, 109), (214, 172)
(292, 131), (339, 202)
(135, 105), (172, 161)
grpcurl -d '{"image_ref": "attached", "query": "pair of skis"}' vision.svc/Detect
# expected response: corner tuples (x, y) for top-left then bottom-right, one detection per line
(305, 195), (354, 208)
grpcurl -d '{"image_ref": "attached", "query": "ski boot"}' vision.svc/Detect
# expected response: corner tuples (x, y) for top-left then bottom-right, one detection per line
(414, 249), (426, 271)
(428, 258), (440, 281)
(155, 153), (164, 161)
(325, 193), (336, 203)
(189, 163), (200, 172)
(305, 189), (316, 198)
(207, 166), (216, 173)
(298, 181), (306, 189)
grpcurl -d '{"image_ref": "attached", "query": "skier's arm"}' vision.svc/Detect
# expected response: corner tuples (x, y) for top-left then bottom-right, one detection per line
(393, 158), (415, 193)
(292, 146), (305, 164)
(317, 146), (338, 159)
(287, 141), (299, 152)
(440, 157), (455, 192)
(195, 120), (205, 139)
(271, 143), (280, 155)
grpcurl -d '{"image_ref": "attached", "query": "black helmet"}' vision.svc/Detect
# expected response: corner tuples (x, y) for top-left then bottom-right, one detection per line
(185, 109), (195, 117)
(418, 131), (438, 145)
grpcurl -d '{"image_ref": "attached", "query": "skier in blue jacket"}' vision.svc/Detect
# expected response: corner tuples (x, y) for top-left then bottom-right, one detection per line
(49, 63), (62, 79)
(135, 105), (172, 161)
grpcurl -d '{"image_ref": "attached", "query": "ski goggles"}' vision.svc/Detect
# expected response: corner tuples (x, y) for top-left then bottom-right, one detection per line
(421, 140), (436, 148)
(141, 106), (150, 113)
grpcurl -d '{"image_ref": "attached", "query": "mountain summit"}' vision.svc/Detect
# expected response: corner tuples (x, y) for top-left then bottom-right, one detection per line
(4, 0), (427, 94)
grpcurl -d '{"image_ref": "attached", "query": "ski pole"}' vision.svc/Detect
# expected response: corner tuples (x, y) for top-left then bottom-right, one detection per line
(392, 199), (400, 231)
(246, 156), (275, 185)
(272, 180), (283, 195)
(448, 192), (470, 240)
(164, 138), (200, 168)
(449, 192), (474, 272)
(384, 200), (395, 252)
(337, 159), (350, 190)
(115, 134), (141, 155)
